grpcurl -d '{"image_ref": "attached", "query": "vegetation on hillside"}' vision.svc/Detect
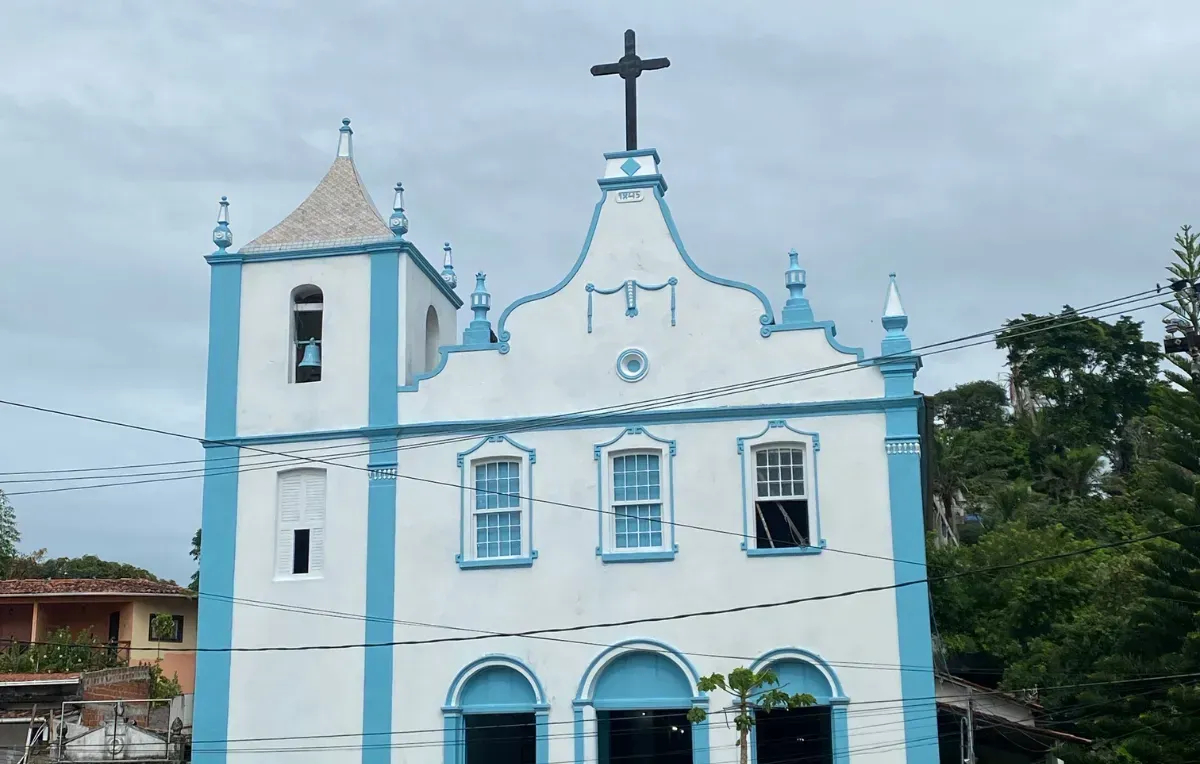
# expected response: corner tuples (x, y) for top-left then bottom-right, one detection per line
(928, 226), (1198, 760)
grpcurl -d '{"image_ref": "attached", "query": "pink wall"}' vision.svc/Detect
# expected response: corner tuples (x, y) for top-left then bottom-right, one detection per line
(0, 605), (33, 643)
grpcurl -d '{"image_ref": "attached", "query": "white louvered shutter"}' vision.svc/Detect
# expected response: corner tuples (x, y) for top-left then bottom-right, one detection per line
(303, 471), (327, 574)
(276, 472), (303, 576)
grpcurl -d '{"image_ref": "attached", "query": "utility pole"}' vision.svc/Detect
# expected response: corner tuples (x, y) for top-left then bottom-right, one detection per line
(965, 688), (976, 764)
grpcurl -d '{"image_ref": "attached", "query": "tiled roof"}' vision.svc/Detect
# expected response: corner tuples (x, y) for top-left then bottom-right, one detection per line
(240, 156), (393, 254)
(0, 579), (194, 598)
(0, 673), (80, 686)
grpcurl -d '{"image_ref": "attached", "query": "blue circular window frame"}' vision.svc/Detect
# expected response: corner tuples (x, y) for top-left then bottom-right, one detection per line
(616, 348), (649, 382)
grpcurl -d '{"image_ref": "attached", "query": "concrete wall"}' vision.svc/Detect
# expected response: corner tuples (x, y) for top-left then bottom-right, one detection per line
(127, 598), (198, 694)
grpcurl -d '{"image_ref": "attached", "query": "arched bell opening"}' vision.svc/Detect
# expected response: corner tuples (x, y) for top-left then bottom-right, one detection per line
(291, 285), (323, 383)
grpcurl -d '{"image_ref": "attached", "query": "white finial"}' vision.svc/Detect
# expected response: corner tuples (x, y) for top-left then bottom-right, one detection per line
(337, 118), (353, 158)
(883, 272), (906, 318)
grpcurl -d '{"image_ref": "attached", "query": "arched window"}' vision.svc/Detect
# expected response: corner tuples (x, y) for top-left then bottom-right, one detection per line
(424, 305), (440, 373)
(291, 285), (323, 384)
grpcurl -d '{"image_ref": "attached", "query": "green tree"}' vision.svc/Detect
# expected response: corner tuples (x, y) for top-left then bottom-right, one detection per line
(686, 668), (814, 764)
(0, 490), (20, 570)
(998, 307), (1159, 474)
(0, 627), (126, 674)
(930, 380), (1009, 431)
(189, 528), (201, 592)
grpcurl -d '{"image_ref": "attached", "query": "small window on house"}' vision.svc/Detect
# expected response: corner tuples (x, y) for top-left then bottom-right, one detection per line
(611, 453), (664, 550)
(276, 469), (326, 578)
(147, 614), (184, 643)
(753, 446), (810, 549)
(424, 305), (440, 373)
(473, 460), (522, 559)
(292, 285), (323, 384)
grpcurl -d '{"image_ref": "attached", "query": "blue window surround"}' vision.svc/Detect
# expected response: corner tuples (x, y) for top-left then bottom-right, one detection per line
(455, 435), (538, 569)
(572, 637), (710, 764)
(443, 654), (550, 764)
(593, 427), (677, 563)
(746, 648), (850, 764)
(736, 420), (825, 557)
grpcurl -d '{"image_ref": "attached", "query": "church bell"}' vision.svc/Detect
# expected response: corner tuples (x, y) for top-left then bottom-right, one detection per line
(298, 339), (321, 368)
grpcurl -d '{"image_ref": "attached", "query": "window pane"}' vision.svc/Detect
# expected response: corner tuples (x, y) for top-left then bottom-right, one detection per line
(753, 447), (805, 499)
(292, 528), (311, 575)
(475, 511), (522, 558)
(613, 504), (663, 550)
(475, 460), (521, 511)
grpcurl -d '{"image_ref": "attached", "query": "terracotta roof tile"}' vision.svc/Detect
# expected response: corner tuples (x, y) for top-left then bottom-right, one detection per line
(0, 579), (193, 598)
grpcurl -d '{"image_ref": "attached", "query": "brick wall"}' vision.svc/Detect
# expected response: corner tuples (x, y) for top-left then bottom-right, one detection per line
(79, 667), (151, 727)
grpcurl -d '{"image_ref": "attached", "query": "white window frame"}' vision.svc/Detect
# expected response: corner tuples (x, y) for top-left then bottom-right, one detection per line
(456, 436), (537, 569)
(737, 421), (824, 557)
(275, 468), (327, 580)
(594, 427), (677, 563)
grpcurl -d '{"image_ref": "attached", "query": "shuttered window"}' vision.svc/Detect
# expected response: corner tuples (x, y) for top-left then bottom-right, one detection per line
(276, 469), (326, 578)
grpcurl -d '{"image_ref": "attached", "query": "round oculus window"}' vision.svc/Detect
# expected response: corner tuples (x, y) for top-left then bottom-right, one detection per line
(616, 348), (649, 382)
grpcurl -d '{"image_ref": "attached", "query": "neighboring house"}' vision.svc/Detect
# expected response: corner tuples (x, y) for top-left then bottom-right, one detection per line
(194, 117), (934, 764)
(0, 580), (197, 693)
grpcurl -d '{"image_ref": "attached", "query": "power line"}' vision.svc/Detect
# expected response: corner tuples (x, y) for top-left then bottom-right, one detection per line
(0, 286), (1162, 492)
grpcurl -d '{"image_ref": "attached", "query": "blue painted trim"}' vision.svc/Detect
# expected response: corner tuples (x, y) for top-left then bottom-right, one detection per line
(192, 258), (241, 764)
(653, 187), (774, 327)
(442, 712), (462, 764)
(215, 396), (922, 447)
(586, 278), (677, 333)
(444, 653), (548, 706)
(363, 248), (400, 764)
(536, 711), (549, 764)
(495, 190), (606, 353)
(736, 420), (825, 554)
(455, 435), (538, 569)
(761, 320), (867, 360)
(397, 343), (501, 393)
(591, 698), (696, 710)
(599, 550), (676, 564)
(603, 148), (661, 163)
(574, 638), (701, 703)
(207, 240), (462, 308)
(598, 174), (668, 194)
(443, 655), (550, 764)
(572, 707), (584, 764)
(691, 712), (710, 764)
(748, 647), (847, 699)
(886, 401), (939, 762)
(593, 427), (678, 560)
(747, 649), (851, 764)
(615, 348), (650, 383)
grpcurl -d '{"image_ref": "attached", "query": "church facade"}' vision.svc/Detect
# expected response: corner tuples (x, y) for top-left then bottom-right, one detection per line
(193, 118), (938, 764)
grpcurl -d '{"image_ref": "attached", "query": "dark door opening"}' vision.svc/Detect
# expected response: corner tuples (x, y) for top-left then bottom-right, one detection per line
(755, 706), (833, 764)
(464, 712), (535, 764)
(598, 709), (691, 764)
(108, 611), (120, 642)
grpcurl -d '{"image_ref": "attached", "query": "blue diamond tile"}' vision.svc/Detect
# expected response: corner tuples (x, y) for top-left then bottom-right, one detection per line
(620, 157), (641, 176)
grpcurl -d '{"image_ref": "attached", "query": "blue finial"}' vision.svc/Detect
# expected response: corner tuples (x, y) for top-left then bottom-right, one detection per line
(440, 242), (458, 289)
(212, 195), (232, 251)
(881, 272), (910, 353)
(388, 182), (409, 238)
(780, 248), (814, 325)
(337, 118), (353, 158)
(463, 272), (494, 345)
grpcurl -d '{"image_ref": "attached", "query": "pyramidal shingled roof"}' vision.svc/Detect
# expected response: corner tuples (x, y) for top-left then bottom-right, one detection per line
(240, 119), (394, 254)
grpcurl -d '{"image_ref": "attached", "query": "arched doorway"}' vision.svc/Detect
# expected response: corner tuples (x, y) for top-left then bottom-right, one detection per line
(748, 649), (849, 764)
(443, 655), (549, 764)
(424, 305), (441, 373)
(574, 639), (710, 764)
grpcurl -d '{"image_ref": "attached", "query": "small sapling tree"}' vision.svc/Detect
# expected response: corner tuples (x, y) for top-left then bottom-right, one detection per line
(686, 667), (815, 764)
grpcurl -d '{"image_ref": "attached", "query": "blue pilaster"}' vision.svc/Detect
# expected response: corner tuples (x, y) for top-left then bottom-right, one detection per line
(831, 699), (850, 763)
(690, 714), (710, 764)
(879, 273), (937, 761)
(536, 711), (550, 764)
(572, 704), (585, 764)
(442, 711), (462, 764)
(363, 248), (400, 764)
(193, 198), (241, 764)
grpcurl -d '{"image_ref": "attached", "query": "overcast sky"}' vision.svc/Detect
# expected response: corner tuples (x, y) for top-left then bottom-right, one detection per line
(0, 1), (1188, 583)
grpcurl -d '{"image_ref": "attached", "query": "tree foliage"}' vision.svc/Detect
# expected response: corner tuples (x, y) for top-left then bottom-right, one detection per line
(3, 549), (162, 582)
(927, 229), (1192, 761)
(189, 528), (201, 592)
(0, 491), (20, 567)
(687, 668), (814, 764)
(0, 627), (125, 674)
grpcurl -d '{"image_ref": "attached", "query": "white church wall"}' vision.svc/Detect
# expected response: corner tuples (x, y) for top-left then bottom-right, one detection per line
(225, 437), (371, 764)
(388, 411), (906, 761)
(237, 255), (372, 436)
(399, 186), (882, 425)
(402, 255), (460, 384)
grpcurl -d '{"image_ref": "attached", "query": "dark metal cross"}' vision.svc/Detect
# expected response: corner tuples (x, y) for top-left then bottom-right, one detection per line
(590, 29), (670, 151)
